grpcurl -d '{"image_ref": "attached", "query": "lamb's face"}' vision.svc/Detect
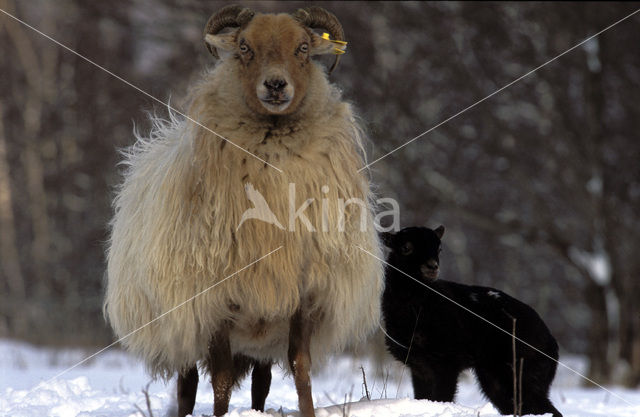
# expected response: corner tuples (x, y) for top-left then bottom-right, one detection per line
(382, 226), (445, 282)
(205, 10), (341, 117)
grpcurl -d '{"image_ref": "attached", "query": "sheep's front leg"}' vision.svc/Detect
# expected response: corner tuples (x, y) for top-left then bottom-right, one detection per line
(208, 328), (234, 417)
(177, 366), (199, 417)
(288, 309), (315, 417)
(250, 361), (272, 411)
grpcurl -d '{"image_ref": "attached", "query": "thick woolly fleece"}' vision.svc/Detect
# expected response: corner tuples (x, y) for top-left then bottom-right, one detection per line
(104, 59), (384, 379)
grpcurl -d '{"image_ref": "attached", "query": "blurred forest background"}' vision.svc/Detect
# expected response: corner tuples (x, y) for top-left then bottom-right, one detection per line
(1, 1), (639, 387)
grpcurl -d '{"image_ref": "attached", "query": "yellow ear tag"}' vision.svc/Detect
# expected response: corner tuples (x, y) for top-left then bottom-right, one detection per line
(322, 32), (347, 55)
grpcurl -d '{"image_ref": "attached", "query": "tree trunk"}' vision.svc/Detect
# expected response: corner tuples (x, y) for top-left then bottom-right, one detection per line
(618, 283), (640, 387)
(626, 312), (640, 387)
(0, 102), (27, 336)
(3, 0), (52, 287)
(584, 280), (610, 384)
(0, 103), (25, 300)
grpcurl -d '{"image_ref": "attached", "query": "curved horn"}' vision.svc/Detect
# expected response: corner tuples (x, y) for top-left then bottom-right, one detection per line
(203, 5), (255, 58)
(292, 6), (345, 73)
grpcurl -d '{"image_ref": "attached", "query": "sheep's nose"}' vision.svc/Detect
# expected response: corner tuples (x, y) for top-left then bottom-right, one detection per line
(264, 78), (287, 92)
(426, 259), (439, 270)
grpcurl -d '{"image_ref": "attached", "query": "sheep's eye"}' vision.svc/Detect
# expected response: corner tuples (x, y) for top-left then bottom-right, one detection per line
(239, 43), (250, 54)
(400, 242), (413, 256)
(298, 43), (309, 54)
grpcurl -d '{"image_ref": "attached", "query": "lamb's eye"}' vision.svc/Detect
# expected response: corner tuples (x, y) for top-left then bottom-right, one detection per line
(400, 242), (413, 256)
(298, 43), (309, 54)
(239, 44), (249, 53)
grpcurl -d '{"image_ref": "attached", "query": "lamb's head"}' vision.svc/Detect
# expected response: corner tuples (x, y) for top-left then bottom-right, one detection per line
(382, 226), (445, 282)
(204, 5), (344, 116)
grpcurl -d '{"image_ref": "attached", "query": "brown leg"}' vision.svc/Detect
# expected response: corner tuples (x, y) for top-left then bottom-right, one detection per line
(208, 328), (234, 417)
(251, 361), (272, 411)
(177, 366), (199, 417)
(288, 309), (316, 417)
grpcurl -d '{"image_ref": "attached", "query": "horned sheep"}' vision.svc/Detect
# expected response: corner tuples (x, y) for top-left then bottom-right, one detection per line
(104, 5), (383, 417)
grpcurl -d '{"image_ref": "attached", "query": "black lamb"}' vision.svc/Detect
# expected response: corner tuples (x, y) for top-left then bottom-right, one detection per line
(381, 226), (562, 417)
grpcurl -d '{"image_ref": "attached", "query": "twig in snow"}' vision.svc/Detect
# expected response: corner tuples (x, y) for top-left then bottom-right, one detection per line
(360, 365), (371, 400)
(396, 307), (422, 398)
(381, 368), (390, 399)
(518, 357), (524, 416)
(134, 382), (155, 417)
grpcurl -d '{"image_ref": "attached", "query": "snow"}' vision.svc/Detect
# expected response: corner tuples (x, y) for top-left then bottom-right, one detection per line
(568, 247), (611, 285)
(1, 339), (640, 417)
(583, 38), (602, 73)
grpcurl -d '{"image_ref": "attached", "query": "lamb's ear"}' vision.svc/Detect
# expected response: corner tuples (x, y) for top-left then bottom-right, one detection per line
(379, 232), (395, 248)
(434, 225), (445, 239)
(204, 32), (236, 59)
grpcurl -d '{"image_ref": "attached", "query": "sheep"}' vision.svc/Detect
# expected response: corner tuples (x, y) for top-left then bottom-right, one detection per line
(381, 226), (562, 417)
(103, 5), (384, 417)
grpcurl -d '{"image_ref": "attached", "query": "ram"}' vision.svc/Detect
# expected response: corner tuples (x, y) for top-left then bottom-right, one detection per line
(104, 5), (383, 417)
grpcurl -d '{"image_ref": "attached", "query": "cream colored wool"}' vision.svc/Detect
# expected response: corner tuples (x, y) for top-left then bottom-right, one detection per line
(104, 60), (384, 379)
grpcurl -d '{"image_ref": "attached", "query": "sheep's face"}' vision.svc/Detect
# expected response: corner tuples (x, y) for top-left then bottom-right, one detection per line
(206, 13), (337, 116)
(382, 226), (445, 282)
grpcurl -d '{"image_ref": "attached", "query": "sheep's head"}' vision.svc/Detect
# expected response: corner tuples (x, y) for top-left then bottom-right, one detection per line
(204, 5), (344, 116)
(381, 226), (445, 282)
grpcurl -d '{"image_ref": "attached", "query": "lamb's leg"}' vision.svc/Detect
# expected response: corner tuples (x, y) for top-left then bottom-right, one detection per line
(410, 369), (435, 400)
(251, 361), (272, 411)
(288, 309), (315, 417)
(428, 366), (459, 402)
(208, 328), (234, 417)
(177, 366), (199, 417)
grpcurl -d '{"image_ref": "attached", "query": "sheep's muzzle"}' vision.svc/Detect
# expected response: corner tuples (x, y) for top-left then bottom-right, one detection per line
(256, 73), (295, 113)
(420, 260), (440, 281)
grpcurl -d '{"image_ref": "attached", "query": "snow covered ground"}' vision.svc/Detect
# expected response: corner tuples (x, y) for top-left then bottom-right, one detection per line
(1, 338), (639, 417)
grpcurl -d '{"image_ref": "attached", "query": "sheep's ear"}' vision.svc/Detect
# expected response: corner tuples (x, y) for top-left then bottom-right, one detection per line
(380, 232), (395, 248)
(204, 32), (236, 59)
(309, 32), (341, 56)
(434, 225), (445, 239)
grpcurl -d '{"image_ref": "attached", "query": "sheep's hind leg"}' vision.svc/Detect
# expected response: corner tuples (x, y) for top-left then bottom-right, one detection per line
(208, 328), (234, 417)
(288, 309), (316, 417)
(251, 360), (272, 411)
(177, 366), (199, 417)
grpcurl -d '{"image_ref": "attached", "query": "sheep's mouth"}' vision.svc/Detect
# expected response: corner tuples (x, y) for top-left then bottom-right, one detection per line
(260, 98), (292, 113)
(261, 98), (290, 105)
(420, 265), (439, 281)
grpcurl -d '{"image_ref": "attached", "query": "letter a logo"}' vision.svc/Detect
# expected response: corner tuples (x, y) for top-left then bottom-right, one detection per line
(237, 183), (285, 231)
